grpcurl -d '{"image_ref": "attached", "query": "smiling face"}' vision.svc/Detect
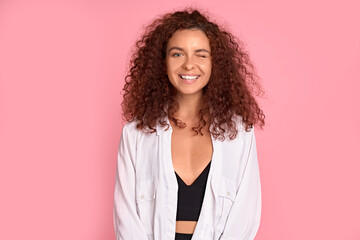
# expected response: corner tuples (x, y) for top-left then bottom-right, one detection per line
(165, 29), (212, 99)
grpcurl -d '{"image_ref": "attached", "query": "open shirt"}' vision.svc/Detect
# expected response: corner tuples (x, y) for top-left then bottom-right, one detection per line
(113, 116), (262, 240)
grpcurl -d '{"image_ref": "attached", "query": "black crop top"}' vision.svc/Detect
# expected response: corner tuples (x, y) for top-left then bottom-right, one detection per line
(175, 161), (211, 221)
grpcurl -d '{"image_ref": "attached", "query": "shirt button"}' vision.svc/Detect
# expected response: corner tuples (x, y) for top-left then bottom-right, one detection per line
(227, 192), (231, 196)
(140, 194), (144, 199)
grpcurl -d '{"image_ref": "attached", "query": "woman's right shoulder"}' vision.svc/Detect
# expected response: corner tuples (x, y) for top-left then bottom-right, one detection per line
(119, 121), (142, 147)
(122, 120), (137, 131)
(121, 120), (142, 136)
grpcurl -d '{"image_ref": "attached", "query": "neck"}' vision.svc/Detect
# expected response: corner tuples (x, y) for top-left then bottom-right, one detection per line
(173, 92), (204, 121)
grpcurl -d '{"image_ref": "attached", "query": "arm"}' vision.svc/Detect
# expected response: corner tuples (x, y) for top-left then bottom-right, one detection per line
(113, 123), (148, 240)
(220, 127), (262, 240)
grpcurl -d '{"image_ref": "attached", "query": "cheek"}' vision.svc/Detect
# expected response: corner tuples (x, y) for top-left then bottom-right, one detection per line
(166, 61), (178, 74)
(202, 63), (212, 75)
(199, 60), (211, 70)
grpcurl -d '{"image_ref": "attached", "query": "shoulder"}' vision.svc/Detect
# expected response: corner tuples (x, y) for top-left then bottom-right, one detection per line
(232, 116), (257, 154)
(233, 115), (246, 132)
(120, 120), (142, 142)
(121, 120), (159, 143)
(122, 120), (138, 133)
(224, 115), (254, 142)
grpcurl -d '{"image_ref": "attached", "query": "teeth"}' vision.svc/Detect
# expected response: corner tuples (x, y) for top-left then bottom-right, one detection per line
(180, 75), (199, 80)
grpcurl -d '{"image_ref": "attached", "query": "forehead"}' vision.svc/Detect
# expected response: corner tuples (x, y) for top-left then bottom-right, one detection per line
(166, 29), (210, 49)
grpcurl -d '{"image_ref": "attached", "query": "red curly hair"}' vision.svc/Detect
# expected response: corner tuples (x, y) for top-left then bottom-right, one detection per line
(121, 8), (265, 141)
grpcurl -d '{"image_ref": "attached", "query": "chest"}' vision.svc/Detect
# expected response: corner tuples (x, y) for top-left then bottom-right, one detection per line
(170, 126), (213, 186)
(133, 125), (246, 186)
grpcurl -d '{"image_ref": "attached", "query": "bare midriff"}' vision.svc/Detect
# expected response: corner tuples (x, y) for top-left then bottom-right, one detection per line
(176, 220), (197, 234)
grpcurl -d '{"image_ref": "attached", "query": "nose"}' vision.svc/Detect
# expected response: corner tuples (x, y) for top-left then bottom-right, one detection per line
(182, 56), (195, 70)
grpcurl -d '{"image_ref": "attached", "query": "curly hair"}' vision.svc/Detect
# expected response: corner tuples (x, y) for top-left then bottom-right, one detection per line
(121, 7), (265, 141)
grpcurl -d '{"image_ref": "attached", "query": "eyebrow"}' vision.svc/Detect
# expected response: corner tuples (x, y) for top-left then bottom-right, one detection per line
(167, 47), (210, 54)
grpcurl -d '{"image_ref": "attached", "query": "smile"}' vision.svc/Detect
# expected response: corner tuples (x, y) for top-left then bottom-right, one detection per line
(179, 75), (200, 80)
(178, 75), (200, 84)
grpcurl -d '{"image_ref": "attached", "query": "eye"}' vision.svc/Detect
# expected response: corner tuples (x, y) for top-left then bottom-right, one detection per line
(196, 54), (209, 58)
(171, 52), (182, 57)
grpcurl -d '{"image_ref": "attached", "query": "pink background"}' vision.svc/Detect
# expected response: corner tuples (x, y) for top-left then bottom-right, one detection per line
(1, 0), (359, 239)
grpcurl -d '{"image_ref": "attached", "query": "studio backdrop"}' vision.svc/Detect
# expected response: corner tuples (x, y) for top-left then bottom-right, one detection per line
(0, 0), (359, 239)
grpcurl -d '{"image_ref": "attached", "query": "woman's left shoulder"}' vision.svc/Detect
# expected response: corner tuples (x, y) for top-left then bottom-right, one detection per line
(227, 115), (254, 142)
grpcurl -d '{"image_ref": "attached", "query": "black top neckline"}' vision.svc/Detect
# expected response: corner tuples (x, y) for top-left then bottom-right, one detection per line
(174, 161), (211, 187)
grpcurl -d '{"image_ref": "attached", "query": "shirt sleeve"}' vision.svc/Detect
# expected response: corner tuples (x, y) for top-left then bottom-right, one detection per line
(113, 123), (148, 240)
(220, 127), (262, 240)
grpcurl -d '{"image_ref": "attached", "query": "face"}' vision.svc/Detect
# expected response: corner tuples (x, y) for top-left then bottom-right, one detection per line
(165, 29), (212, 99)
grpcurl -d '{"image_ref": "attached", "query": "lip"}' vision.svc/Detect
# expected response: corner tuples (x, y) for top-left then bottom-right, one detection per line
(179, 74), (200, 76)
(178, 74), (200, 84)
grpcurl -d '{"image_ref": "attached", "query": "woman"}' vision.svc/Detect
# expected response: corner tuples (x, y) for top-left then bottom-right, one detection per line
(113, 8), (265, 240)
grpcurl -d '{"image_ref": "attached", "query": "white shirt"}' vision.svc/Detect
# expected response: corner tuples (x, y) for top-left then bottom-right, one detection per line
(113, 116), (261, 240)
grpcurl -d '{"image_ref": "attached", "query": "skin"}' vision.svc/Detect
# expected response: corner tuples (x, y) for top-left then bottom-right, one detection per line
(166, 29), (213, 234)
